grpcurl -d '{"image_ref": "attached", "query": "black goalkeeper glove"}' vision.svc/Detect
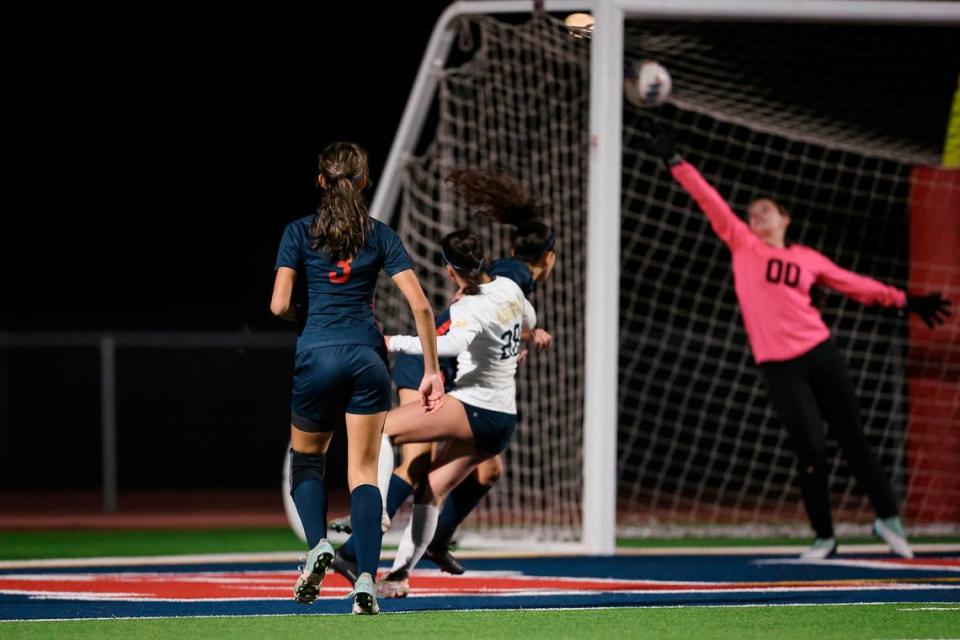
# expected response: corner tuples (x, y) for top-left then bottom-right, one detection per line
(637, 123), (683, 169)
(904, 292), (952, 329)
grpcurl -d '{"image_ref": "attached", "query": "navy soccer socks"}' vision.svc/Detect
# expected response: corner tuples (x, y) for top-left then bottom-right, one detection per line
(289, 449), (328, 548)
(350, 484), (384, 577)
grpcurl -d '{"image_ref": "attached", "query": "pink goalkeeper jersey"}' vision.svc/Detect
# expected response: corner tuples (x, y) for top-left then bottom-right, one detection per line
(671, 162), (906, 364)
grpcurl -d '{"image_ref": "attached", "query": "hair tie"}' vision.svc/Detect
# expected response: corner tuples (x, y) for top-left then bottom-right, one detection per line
(442, 247), (484, 274)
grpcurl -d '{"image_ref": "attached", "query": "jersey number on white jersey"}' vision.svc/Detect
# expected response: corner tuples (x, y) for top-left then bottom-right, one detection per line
(500, 323), (521, 360)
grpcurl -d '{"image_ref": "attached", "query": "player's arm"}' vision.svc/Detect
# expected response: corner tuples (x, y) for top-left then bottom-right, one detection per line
(391, 269), (444, 412)
(670, 163), (753, 251)
(388, 300), (481, 357)
(390, 269), (442, 371)
(271, 222), (304, 322)
(639, 126), (751, 251)
(380, 221), (444, 411)
(519, 298), (552, 350)
(270, 267), (299, 322)
(814, 251), (951, 327)
(814, 252), (906, 308)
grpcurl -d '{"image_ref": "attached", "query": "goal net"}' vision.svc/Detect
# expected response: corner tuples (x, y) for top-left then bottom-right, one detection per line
(618, 19), (959, 537)
(374, 5), (960, 543)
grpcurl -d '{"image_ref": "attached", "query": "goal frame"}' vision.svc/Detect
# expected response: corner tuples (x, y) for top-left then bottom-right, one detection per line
(370, 0), (960, 554)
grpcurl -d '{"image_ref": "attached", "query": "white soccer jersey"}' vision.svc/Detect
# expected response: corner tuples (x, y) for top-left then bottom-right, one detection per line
(388, 276), (536, 414)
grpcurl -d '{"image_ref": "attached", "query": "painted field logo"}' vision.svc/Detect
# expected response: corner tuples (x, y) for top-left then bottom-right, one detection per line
(1, 568), (958, 602)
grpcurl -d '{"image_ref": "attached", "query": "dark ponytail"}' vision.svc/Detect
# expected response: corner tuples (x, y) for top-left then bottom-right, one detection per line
(512, 221), (556, 263)
(441, 230), (487, 296)
(312, 142), (371, 261)
(446, 167), (555, 263)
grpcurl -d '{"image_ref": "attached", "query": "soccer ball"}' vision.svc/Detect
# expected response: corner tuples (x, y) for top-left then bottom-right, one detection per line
(563, 12), (595, 39)
(625, 60), (672, 107)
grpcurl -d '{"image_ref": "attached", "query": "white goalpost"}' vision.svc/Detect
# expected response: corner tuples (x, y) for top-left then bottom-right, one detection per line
(368, 0), (960, 554)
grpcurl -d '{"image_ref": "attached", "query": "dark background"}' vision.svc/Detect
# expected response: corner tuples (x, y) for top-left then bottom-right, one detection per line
(0, 4), (452, 491)
(2, 3), (451, 332)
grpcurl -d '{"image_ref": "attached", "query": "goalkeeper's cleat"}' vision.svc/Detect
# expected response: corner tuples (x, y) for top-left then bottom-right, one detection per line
(329, 517), (352, 534)
(423, 544), (465, 575)
(376, 568), (410, 599)
(332, 547), (360, 586)
(293, 539), (334, 604)
(874, 516), (913, 559)
(799, 537), (838, 560)
(351, 572), (380, 615)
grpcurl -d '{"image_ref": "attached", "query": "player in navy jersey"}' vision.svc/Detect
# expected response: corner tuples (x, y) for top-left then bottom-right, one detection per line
(271, 142), (443, 615)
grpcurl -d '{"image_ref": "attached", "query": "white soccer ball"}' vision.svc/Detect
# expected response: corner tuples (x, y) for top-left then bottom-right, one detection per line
(563, 12), (595, 39)
(625, 60), (672, 107)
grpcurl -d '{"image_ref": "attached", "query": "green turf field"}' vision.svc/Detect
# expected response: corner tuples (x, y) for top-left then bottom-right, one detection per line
(2, 604), (958, 639)
(0, 528), (303, 560)
(2, 528), (959, 560)
(3, 528), (958, 639)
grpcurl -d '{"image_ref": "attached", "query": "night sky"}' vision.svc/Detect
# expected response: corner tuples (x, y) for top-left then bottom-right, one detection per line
(3, 3), (451, 333)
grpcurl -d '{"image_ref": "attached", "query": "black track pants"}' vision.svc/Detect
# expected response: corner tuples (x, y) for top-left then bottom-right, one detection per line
(758, 339), (899, 538)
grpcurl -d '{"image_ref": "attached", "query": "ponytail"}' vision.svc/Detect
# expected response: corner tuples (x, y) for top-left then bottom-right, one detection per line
(446, 167), (555, 263)
(311, 142), (371, 261)
(446, 168), (541, 227)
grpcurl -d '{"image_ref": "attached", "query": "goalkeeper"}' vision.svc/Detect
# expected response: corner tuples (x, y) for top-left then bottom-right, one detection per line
(638, 124), (951, 559)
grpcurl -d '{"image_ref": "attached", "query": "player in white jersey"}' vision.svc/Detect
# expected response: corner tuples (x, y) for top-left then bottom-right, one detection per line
(330, 169), (554, 585)
(356, 229), (534, 593)
(390, 270), (534, 418)
(386, 169), (555, 582)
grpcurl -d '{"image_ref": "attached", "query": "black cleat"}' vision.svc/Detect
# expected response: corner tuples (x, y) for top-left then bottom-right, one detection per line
(332, 547), (360, 586)
(423, 545), (465, 575)
(329, 517), (353, 534)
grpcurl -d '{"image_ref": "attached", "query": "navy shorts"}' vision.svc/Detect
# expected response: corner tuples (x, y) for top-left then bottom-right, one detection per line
(291, 344), (391, 432)
(392, 353), (458, 393)
(460, 401), (517, 456)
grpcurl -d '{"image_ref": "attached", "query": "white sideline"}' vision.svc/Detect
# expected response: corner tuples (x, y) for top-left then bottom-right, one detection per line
(2, 600), (954, 624)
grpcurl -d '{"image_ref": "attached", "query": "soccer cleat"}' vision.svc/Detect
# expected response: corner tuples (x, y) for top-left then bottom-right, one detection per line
(329, 517), (353, 534)
(376, 568), (410, 599)
(874, 516), (914, 559)
(423, 544), (465, 575)
(351, 572), (380, 615)
(293, 539), (334, 604)
(799, 537), (838, 560)
(332, 547), (360, 586)
(329, 511), (390, 534)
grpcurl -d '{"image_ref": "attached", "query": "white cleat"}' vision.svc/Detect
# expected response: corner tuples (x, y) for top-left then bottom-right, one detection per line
(874, 517), (913, 559)
(351, 572), (380, 615)
(799, 537), (838, 560)
(293, 539), (334, 604)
